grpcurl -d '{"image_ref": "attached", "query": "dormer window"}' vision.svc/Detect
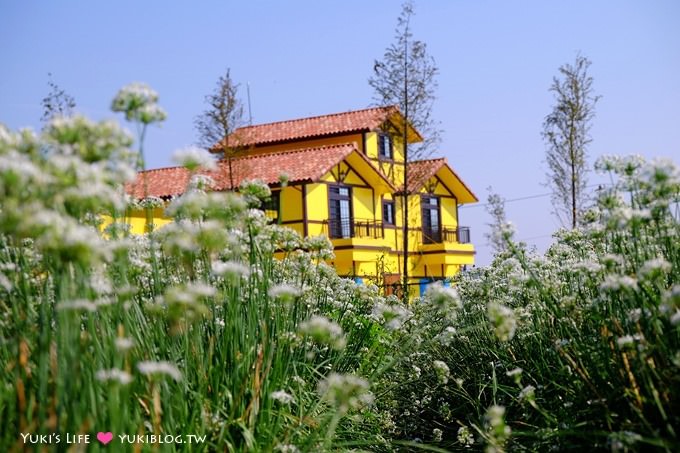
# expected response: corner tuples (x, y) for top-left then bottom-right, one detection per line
(378, 133), (393, 160)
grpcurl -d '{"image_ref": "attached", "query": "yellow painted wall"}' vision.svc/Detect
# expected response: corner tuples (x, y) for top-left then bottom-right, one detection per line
(109, 126), (476, 294)
(280, 186), (302, 223)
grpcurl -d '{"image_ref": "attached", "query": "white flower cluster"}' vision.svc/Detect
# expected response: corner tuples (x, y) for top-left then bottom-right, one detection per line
(268, 283), (301, 303)
(270, 390), (295, 405)
(298, 315), (346, 350)
(432, 360), (450, 385)
(96, 368), (133, 385)
(487, 302), (517, 342)
(211, 260), (250, 281)
(137, 361), (182, 381)
(372, 301), (411, 330)
(317, 372), (374, 413)
(425, 283), (463, 320)
(111, 82), (167, 124)
(172, 146), (217, 172)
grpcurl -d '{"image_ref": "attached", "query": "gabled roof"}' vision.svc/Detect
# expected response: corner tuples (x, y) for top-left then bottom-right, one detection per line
(405, 158), (478, 204)
(126, 143), (394, 199)
(215, 105), (422, 150)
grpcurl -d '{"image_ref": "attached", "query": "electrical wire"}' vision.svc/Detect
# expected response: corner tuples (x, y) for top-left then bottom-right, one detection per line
(460, 183), (611, 209)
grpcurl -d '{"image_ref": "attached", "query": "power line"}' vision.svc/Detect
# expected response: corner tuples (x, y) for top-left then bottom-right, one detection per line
(461, 183), (610, 209)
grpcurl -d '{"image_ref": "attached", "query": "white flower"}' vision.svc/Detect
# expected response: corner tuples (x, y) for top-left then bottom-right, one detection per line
(600, 275), (638, 292)
(487, 302), (517, 342)
(616, 334), (642, 349)
(425, 282), (462, 319)
(436, 326), (457, 346)
(506, 367), (523, 384)
(96, 368), (133, 385)
(627, 308), (642, 323)
(172, 146), (217, 171)
(298, 315), (346, 350)
(457, 425), (474, 446)
(317, 373), (374, 413)
(0, 274), (12, 292)
(137, 361), (182, 381)
(274, 445), (300, 453)
(639, 257), (672, 278)
(268, 284), (301, 303)
(270, 390), (295, 404)
(115, 337), (135, 352)
(601, 254), (625, 268)
(372, 301), (411, 330)
(189, 174), (215, 191)
(211, 260), (250, 280)
(239, 179), (271, 207)
(518, 385), (536, 403)
(111, 83), (166, 124)
(432, 428), (443, 442)
(163, 282), (216, 306)
(671, 311), (680, 326)
(432, 360), (450, 384)
(57, 299), (98, 312)
(485, 404), (511, 447)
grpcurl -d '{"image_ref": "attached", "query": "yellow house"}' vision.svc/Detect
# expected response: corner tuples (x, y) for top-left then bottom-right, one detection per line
(125, 106), (478, 295)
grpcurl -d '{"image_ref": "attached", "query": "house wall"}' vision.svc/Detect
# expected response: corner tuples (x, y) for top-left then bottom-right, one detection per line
(113, 125), (475, 298)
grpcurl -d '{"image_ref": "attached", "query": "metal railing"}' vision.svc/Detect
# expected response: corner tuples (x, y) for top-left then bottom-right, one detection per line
(323, 218), (384, 239)
(321, 219), (471, 244)
(421, 225), (471, 244)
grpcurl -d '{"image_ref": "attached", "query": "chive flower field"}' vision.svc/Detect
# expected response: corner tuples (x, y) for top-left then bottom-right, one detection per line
(1, 85), (678, 451)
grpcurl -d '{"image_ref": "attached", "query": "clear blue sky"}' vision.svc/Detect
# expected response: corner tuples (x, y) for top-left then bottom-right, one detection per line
(2, 0), (679, 266)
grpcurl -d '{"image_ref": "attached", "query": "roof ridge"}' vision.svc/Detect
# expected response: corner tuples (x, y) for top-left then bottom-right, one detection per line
(231, 142), (357, 162)
(410, 157), (446, 163)
(233, 105), (396, 132)
(136, 164), (186, 175)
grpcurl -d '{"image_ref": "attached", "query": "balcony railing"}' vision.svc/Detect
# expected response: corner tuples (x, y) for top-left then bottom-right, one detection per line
(323, 218), (384, 239)
(321, 219), (471, 244)
(421, 225), (471, 244)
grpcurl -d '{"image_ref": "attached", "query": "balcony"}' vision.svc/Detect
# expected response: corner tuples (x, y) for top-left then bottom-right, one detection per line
(421, 225), (471, 244)
(323, 218), (384, 240)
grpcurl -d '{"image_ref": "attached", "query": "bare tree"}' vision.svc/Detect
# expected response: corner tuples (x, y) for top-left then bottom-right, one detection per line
(41, 73), (76, 124)
(484, 186), (508, 255)
(195, 69), (244, 188)
(543, 54), (599, 228)
(369, 1), (440, 299)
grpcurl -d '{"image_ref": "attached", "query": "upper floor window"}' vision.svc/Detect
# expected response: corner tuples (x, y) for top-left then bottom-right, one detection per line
(421, 195), (441, 244)
(328, 185), (353, 238)
(382, 200), (395, 225)
(378, 133), (393, 160)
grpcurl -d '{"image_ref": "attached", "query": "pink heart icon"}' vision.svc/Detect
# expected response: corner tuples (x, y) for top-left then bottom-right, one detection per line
(97, 432), (113, 445)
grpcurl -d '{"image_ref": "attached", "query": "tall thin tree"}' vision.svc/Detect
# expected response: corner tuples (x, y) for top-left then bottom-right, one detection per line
(543, 54), (599, 228)
(484, 186), (508, 256)
(369, 1), (440, 299)
(195, 69), (244, 189)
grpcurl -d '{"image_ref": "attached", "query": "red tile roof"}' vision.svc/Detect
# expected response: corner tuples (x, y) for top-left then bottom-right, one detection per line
(127, 143), (389, 199)
(405, 158), (447, 194)
(404, 158), (478, 203)
(214, 105), (421, 149)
